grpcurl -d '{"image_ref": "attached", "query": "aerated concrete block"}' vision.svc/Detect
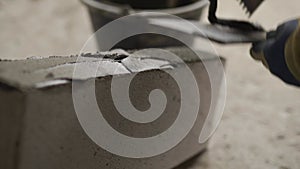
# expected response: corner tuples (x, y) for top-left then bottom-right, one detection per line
(0, 48), (225, 169)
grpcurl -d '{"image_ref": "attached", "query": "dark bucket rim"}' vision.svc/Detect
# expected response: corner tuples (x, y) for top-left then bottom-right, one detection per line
(81, 0), (209, 16)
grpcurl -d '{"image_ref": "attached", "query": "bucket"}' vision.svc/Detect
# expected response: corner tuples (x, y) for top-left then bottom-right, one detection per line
(81, 0), (209, 49)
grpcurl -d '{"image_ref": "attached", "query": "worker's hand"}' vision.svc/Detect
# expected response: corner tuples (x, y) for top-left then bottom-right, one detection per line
(250, 19), (300, 86)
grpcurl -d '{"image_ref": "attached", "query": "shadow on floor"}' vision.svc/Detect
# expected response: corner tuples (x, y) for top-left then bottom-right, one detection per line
(174, 149), (207, 169)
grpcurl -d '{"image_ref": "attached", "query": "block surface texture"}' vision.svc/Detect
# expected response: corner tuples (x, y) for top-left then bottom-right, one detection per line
(0, 48), (225, 169)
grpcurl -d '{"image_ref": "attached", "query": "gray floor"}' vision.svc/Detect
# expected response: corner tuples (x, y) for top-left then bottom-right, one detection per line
(0, 0), (299, 168)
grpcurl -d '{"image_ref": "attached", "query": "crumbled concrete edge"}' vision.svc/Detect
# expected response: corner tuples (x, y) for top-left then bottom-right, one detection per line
(0, 48), (222, 91)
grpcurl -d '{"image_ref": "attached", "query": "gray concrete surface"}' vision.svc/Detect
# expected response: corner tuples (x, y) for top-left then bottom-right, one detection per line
(0, 49), (221, 169)
(0, 0), (299, 169)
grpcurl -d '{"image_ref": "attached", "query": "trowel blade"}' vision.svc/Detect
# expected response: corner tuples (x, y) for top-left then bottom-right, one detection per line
(149, 18), (266, 44)
(238, 0), (265, 16)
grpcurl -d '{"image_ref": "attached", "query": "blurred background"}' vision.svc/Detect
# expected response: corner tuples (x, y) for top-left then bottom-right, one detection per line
(0, 0), (299, 168)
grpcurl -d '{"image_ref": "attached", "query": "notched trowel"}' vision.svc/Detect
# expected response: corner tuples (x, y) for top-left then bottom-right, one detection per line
(208, 0), (265, 32)
(148, 0), (266, 44)
(238, 0), (265, 15)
